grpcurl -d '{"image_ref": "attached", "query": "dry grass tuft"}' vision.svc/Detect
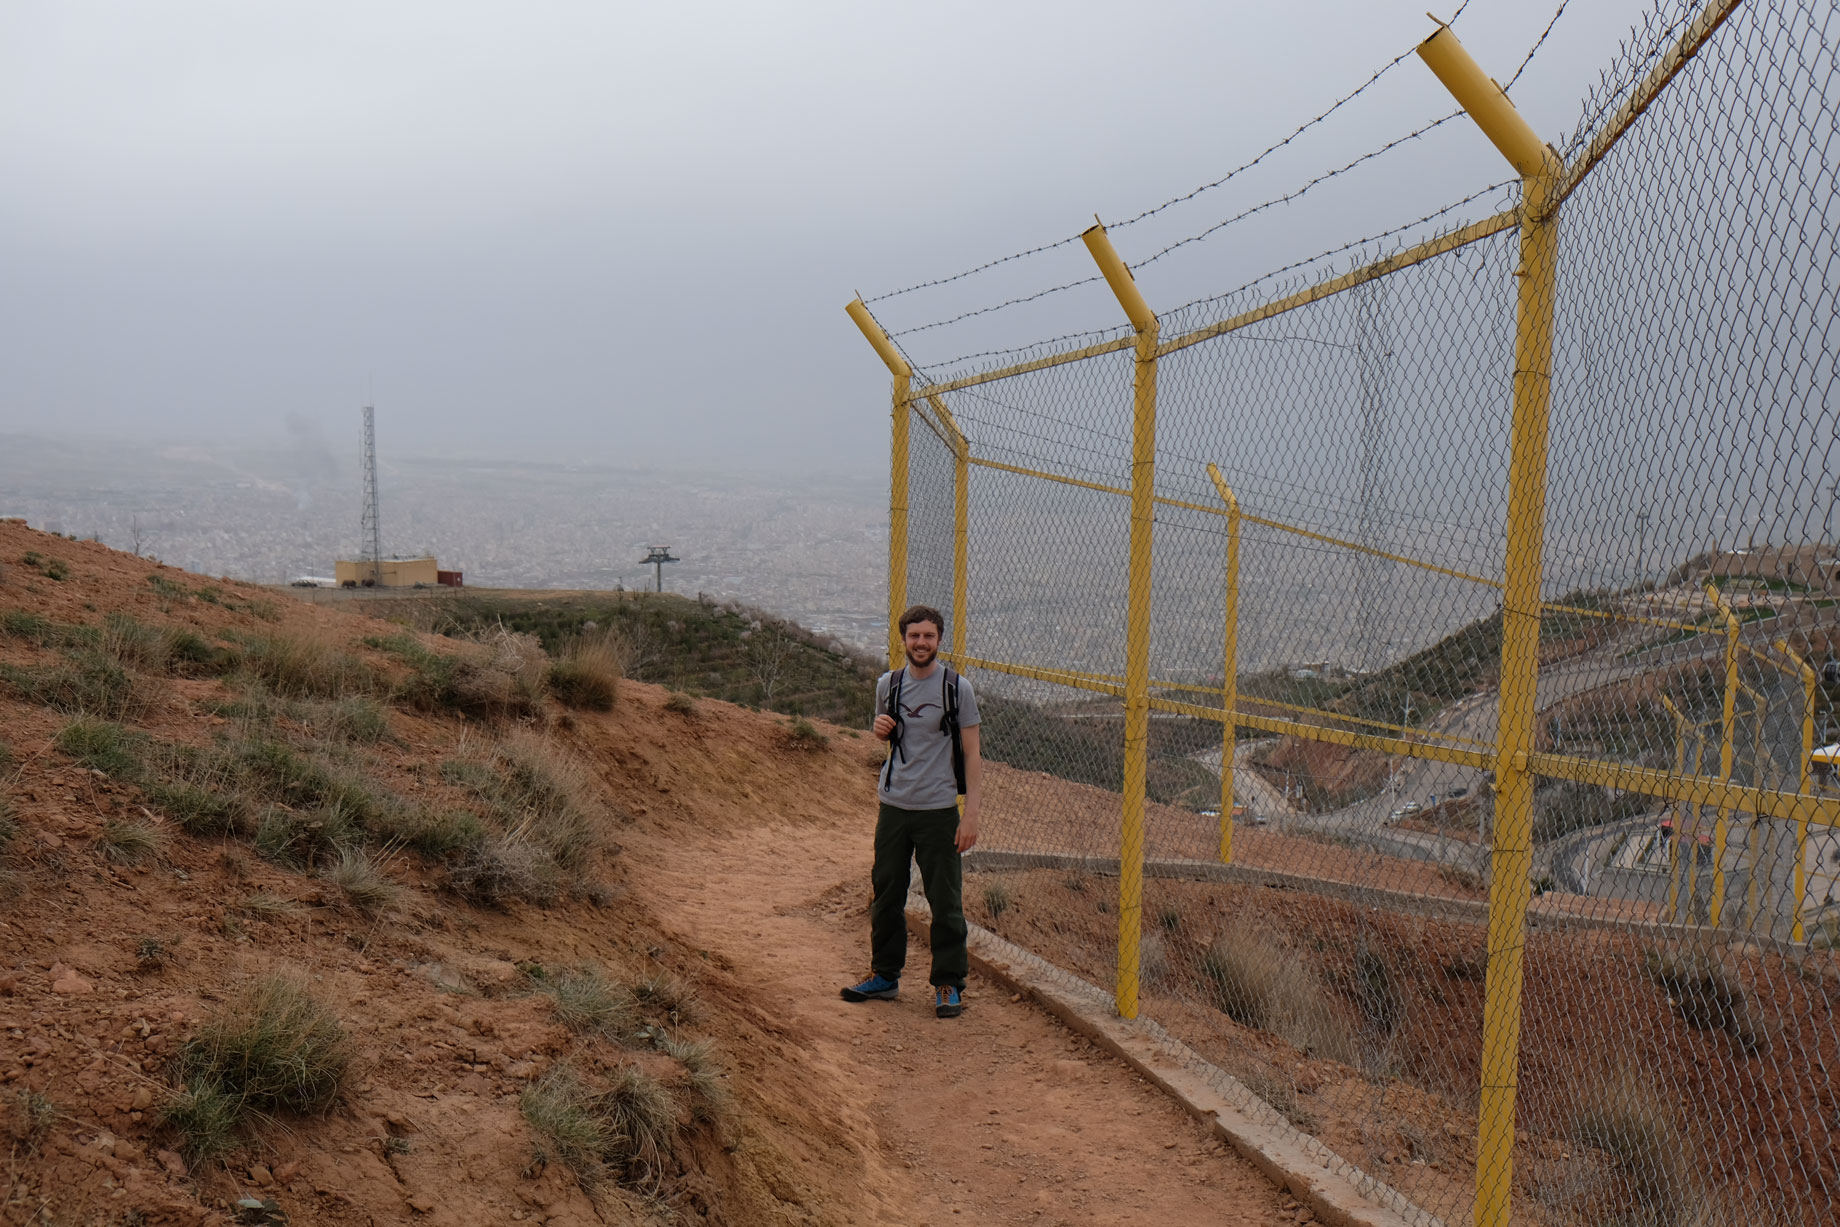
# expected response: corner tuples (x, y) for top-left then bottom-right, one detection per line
(1199, 928), (1359, 1065)
(1570, 1071), (1695, 1226)
(2, 1089), (60, 1153)
(56, 717), (145, 779)
(254, 802), (357, 871)
(448, 834), (563, 907)
(96, 819), (168, 866)
(305, 696), (391, 744)
(521, 1065), (613, 1182)
(324, 847), (402, 916)
(542, 966), (639, 1038)
(663, 1036), (730, 1124)
(374, 630), (545, 720)
(634, 972), (698, 1024)
(442, 730), (601, 886)
(663, 690), (697, 716)
(520, 1061), (680, 1186)
(100, 612), (235, 678)
(167, 974), (350, 1156)
(1, 651), (154, 721)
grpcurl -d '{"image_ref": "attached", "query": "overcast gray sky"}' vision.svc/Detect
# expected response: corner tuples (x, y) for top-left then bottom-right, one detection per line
(1, 0), (1665, 475)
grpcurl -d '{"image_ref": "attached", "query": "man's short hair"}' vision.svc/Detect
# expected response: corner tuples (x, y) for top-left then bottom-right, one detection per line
(898, 605), (946, 638)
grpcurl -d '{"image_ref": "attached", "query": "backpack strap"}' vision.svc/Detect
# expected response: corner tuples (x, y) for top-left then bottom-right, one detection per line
(880, 668), (906, 791)
(942, 667), (966, 797)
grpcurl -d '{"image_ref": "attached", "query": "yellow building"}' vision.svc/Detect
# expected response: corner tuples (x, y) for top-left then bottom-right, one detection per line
(334, 556), (441, 588)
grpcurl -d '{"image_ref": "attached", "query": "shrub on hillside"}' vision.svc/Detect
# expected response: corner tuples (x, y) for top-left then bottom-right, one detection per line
(2, 652), (151, 721)
(100, 612), (237, 677)
(448, 834), (563, 907)
(234, 629), (377, 700)
(548, 630), (622, 711)
(455, 730), (601, 870)
(1642, 944), (1766, 1053)
(55, 718), (145, 779)
(520, 1062), (678, 1187)
(785, 717), (828, 750)
(370, 631), (543, 720)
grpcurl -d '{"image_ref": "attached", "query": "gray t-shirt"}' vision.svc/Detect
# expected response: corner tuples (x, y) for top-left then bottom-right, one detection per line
(875, 665), (980, 810)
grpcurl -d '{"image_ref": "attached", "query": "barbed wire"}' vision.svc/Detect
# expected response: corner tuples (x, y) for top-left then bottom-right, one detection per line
(907, 180), (1515, 378)
(912, 182), (1516, 378)
(861, 0), (1478, 310)
(1504, 0), (1573, 94)
(861, 233), (1090, 307)
(1132, 110), (1466, 270)
(1562, 1), (1698, 157)
(907, 324), (1133, 385)
(890, 0), (1539, 368)
(888, 273), (1107, 340)
(1158, 177), (1517, 322)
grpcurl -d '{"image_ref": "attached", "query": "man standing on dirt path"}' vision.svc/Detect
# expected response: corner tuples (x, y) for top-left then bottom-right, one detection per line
(841, 604), (982, 1019)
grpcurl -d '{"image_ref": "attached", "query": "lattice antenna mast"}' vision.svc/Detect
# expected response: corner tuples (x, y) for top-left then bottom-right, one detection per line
(360, 404), (383, 586)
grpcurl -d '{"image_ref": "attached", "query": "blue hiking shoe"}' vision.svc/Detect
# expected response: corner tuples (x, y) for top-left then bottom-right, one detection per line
(840, 973), (899, 1002)
(934, 985), (963, 1018)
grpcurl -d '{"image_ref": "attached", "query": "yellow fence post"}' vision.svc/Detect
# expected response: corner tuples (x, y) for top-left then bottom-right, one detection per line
(1659, 694), (1693, 922)
(847, 300), (914, 669)
(1706, 583), (1740, 925)
(1777, 639), (1817, 940)
(1419, 23), (1564, 1227)
(1207, 464), (1241, 862)
(1084, 220), (1159, 1020)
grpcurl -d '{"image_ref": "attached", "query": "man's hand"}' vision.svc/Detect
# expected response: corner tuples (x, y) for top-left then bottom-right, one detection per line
(872, 714), (896, 741)
(954, 812), (979, 853)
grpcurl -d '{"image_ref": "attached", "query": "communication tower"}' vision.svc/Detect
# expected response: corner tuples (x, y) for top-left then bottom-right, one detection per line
(360, 404), (383, 586)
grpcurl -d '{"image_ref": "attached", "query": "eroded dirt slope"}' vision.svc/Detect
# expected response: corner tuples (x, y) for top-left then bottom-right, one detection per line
(0, 524), (1291, 1226)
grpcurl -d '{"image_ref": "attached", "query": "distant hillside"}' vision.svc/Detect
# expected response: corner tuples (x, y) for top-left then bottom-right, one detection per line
(414, 591), (1223, 808)
(423, 591), (882, 726)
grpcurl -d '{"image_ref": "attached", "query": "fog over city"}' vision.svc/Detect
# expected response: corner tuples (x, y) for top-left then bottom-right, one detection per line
(2, 0), (1673, 625)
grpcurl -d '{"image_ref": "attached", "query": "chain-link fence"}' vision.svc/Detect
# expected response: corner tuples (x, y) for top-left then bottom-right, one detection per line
(850, 2), (1838, 1224)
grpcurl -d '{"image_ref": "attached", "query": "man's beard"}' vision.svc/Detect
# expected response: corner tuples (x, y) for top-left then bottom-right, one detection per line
(906, 644), (936, 665)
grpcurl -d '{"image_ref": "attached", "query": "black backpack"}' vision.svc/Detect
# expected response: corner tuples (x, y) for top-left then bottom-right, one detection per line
(881, 666), (966, 796)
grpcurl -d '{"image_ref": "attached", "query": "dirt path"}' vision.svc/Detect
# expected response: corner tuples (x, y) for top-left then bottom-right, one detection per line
(628, 816), (1295, 1227)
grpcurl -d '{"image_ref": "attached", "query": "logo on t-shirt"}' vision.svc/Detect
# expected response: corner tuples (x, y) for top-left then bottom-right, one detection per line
(902, 701), (940, 718)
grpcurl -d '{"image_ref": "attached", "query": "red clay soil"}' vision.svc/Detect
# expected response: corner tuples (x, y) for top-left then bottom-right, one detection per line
(968, 861), (1840, 1226)
(0, 523), (1295, 1226)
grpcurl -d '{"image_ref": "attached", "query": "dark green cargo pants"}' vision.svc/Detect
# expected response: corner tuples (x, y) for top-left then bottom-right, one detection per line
(869, 802), (968, 989)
